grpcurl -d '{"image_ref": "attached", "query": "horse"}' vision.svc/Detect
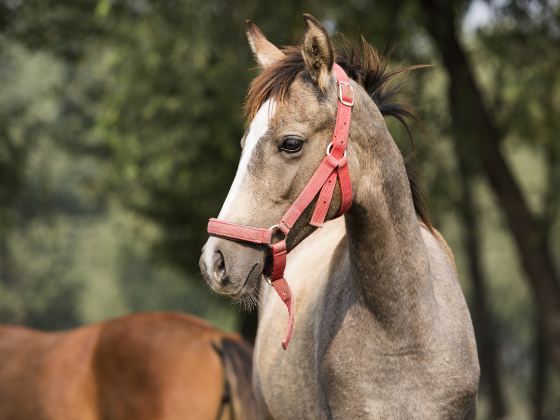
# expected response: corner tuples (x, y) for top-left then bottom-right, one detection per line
(200, 13), (480, 419)
(0, 312), (256, 420)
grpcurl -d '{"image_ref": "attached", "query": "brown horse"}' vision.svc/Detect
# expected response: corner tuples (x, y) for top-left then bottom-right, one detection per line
(0, 312), (256, 420)
(200, 14), (479, 419)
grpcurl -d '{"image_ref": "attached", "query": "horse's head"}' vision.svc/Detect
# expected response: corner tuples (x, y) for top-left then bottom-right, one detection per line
(200, 15), (359, 301)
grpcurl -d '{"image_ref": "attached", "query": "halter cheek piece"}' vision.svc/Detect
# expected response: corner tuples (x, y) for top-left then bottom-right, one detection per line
(208, 64), (354, 349)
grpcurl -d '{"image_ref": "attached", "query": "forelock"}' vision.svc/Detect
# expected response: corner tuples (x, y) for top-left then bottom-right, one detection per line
(245, 46), (307, 122)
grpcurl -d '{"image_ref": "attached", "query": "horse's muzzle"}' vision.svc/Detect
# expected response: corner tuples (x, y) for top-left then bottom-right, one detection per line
(200, 237), (266, 297)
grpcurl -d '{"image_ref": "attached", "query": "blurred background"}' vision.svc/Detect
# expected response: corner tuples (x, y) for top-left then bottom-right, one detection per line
(0, 0), (559, 418)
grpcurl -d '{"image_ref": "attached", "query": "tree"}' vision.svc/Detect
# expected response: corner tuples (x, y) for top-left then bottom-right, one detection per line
(419, 0), (560, 375)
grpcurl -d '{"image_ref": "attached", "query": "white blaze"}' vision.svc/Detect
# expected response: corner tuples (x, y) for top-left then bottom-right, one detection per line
(218, 99), (275, 218)
(204, 99), (275, 270)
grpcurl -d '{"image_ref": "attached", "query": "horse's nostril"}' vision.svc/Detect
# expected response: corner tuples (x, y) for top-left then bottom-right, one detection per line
(213, 250), (229, 285)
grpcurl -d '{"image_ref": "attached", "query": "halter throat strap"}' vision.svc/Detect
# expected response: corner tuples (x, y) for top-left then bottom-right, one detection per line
(207, 64), (354, 349)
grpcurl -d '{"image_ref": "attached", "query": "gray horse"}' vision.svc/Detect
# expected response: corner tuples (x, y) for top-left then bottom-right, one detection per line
(200, 14), (479, 419)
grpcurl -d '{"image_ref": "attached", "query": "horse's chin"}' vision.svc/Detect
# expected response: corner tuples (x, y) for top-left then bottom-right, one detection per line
(229, 265), (262, 311)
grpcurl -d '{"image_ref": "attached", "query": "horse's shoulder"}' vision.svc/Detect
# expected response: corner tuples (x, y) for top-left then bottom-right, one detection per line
(418, 224), (480, 405)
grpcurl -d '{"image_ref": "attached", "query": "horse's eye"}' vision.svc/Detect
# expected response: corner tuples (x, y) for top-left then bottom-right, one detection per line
(279, 137), (304, 153)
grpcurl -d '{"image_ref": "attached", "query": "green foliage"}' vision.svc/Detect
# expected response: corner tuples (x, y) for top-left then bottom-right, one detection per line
(1, 0), (559, 417)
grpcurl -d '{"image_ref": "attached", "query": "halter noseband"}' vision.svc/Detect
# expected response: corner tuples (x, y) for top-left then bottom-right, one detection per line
(208, 64), (354, 349)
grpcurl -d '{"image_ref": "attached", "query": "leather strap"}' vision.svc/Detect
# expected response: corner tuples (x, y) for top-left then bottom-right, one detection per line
(270, 277), (294, 350)
(207, 64), (354, 349)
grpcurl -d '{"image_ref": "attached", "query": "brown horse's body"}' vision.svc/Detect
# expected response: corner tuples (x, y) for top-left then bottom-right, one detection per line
(0, 312), (256, 420)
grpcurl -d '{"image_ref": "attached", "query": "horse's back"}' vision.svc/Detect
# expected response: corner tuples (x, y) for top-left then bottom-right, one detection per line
(0, 312), (253, 420)
(0, 323), (102, 420)
(93, 312), (226, 420)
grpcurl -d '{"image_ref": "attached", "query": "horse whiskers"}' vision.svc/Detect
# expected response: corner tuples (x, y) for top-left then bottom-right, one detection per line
(232, 287), (260, 313)
(199, 267), (261, 312)
(237, 294), (258, 313)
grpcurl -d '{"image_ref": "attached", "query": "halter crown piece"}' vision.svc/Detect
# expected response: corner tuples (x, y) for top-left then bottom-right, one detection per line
(207, 64), (354, 349)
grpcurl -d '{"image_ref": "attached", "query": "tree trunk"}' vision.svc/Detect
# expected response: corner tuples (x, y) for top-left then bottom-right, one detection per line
(456, 142), (507, 418)
(533, 317), (548, 419)
(419, 0), (560, 369)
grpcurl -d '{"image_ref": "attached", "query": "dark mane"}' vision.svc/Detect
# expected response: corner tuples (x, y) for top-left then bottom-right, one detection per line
(245, 38), (432, 229)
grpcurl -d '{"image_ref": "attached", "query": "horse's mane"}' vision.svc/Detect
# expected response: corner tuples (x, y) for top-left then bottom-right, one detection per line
(245, 37), (431, 229)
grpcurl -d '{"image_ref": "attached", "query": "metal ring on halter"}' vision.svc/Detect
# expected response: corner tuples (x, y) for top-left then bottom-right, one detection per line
(326, 143), (347, 157)
(268, 224), (287, 244)
(265, 224), (287, 285)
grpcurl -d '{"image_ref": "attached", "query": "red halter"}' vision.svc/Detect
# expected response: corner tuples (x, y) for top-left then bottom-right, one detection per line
(208, 64), (354, 349)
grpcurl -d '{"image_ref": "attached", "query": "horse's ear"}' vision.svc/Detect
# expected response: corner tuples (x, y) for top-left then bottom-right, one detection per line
(302, 13), (334, 91)
(246, 20), (284, 68)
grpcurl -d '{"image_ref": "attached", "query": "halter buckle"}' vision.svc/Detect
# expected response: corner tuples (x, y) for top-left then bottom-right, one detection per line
(338, 81), (354, 107)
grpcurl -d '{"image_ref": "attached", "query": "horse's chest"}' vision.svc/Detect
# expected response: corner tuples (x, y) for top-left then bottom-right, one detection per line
(255, 295), (437, 419)
(318, 310), (476, 419)
(254, 280), (330, 418)
(255, 288), (385, 418)
(320, 328), (430, 418)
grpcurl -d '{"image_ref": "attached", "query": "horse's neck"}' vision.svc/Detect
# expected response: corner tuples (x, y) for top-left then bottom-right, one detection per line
(345, 119), (435, 339)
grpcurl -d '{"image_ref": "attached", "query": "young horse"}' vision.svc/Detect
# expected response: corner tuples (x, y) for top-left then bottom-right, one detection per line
(200, 14), (479, 419)
(0, 312), (256, 420)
